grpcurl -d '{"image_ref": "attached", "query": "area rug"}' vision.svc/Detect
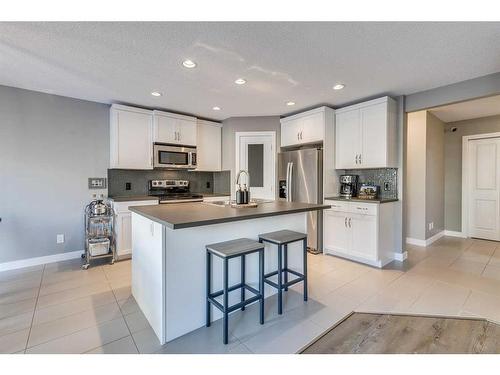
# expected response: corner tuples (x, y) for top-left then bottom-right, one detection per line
(300, 312), (500, 354)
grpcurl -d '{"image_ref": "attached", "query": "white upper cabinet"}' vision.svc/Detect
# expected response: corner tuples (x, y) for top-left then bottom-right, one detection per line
(110, 104), (153, 170)
(153, 110), (197, 146)
(335, 96), (398, 169)
(196, 120), (222, 171)
(280, 107), (330, 147)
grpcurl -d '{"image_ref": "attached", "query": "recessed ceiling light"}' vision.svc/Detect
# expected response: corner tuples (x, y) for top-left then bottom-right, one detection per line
(235, 78), (247, 85)
(333, 83), (345, 90)
(182, 59), (197, 68)
(286, 101), (296, 106)
(212, 106), (221, 111)
(151, 91), (162, 97)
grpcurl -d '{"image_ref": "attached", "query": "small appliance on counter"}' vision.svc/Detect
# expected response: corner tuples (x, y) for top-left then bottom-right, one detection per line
(148, 179), (203, 204)
(357, 184), (380, 200)
(339, 174), (359, 198)
(82, 195), (116, 270)
(235, 170), (251, 205)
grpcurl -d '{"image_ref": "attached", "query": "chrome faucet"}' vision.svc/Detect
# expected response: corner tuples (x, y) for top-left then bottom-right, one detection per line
(235, 170), (250, 188)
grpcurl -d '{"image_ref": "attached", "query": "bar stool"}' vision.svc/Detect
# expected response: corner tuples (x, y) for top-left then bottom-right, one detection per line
(258, 230), (308, 315)
(206, 238), (265, 344)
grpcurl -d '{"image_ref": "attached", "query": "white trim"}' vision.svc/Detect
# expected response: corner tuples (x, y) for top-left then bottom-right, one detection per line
(444, 230), (468, 238)
(462, 132), (500, 238)
(406, 230), (444, 247)
(393, 251), (408, 262)
(0, 250), (82, 272)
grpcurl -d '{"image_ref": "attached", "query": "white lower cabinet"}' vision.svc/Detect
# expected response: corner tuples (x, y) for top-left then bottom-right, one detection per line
(112, 199), (159, 259)
(323, 200), (397, 267)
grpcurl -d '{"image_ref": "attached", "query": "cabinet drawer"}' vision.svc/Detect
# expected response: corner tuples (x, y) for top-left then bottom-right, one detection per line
(349, 202), (377, 216)
(324, 200), (349, 212)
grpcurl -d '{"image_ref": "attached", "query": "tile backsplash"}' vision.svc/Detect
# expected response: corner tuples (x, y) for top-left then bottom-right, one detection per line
(343, 168), (398, 199)
(108, 169), (231, 197)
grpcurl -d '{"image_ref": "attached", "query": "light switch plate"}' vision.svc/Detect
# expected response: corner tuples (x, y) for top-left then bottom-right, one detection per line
(57, 234), (65, 244)
(88, 177), (107, 189)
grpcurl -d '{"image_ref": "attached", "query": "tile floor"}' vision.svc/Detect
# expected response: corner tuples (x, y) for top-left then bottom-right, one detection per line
(1, 236), (500, 354)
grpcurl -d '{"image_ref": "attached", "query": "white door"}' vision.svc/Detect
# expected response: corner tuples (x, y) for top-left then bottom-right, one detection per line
(324, 211), (350, 253)
(153, 114), (177, 144)
(236, 132), (276, 200)
(335, 110), (360, 169)
(468, 138), (500, 241)
(360, 103), (387, 168)
(177, 118), (197, 146)
(350, 214), (378, 261)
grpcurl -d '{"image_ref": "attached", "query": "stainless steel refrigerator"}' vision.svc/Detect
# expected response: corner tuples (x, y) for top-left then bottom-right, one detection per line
(278, 147), (323, 253)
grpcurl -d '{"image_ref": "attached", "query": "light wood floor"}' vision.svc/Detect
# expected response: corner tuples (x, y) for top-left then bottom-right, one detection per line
(301, 313), (500, 354)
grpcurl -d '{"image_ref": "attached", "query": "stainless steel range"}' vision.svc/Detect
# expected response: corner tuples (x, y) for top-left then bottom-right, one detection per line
(148, 179), (203, 204)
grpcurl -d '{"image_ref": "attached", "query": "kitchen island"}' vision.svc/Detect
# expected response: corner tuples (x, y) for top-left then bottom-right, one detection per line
(129, 201), (330, 344)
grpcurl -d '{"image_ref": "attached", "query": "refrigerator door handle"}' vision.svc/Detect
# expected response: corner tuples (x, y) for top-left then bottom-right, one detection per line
(285, 162), (291, 201)
(287, 162), (294, 202)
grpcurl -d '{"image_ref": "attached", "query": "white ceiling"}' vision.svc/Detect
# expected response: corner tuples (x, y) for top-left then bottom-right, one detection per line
(1, 22), (500, 121)
(429, 95), (500, 122)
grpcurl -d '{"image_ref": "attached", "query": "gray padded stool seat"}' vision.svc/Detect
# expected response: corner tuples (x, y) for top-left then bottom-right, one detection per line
(259, 230), (308, 315)
(206, 238), (265, 344)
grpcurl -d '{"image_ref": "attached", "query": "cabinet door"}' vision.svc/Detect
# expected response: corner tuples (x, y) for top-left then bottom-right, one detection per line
(360, 102), (388, 168)
(335, 110), (360, 169)
(350, 214), (377, 260)
(196, 121), (221, 171)
(300, 111), (325, 144)
(110, 107), (153, 169)
(115, 212), (132, 258)
(281, 119), (303, 147)
(324, 210), (350, 253)
(177, 117), (197, 146)
(153, 114), (177, 144)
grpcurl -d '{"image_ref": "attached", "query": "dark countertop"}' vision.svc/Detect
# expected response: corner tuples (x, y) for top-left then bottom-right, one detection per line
(108, 195), (160, 202)
(129, 201), (331, 229)
(324, 196), (399, 204)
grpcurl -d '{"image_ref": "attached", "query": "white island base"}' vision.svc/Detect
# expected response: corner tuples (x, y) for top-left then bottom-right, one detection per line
(131, 211), (308, 344)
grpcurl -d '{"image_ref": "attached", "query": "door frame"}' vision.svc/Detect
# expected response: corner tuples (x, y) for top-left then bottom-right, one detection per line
(461, 131), (500, 237)
(235, 131), (276, 199)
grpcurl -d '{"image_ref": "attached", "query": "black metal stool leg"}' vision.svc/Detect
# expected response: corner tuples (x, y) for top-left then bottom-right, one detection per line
(283, 243), (288, 291)
(241, 254), (245, 311)
(277, 244), (283, 314)
(223, 258), (229, 345)
(259, 249), (264, 324)
(206, 251), (211, 327)
(303, 238), (308, 301)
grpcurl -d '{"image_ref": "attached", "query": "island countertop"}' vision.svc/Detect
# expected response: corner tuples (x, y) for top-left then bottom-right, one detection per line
(129, 201), (330, 229)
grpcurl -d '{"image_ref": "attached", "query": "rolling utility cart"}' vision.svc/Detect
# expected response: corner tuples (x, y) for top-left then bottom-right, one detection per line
(82, 197), (116, 269)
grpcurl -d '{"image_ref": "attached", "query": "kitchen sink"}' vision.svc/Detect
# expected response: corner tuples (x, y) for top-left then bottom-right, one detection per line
(203, 199), (274, 207)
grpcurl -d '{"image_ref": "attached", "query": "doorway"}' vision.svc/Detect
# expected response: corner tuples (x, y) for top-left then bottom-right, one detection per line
(463, 134), (500, 241)
(235, 131), (276, 200)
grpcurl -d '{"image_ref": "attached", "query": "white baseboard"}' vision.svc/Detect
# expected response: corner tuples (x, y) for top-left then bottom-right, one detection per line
(0, 250), (83, 272)
(406, 230), (445, 247)
(444, 230), (468, 238)
(393, 251), (408, 262)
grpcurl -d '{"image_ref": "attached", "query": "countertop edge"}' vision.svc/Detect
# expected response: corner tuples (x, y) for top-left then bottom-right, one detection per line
(129, 204), (331, 229)
(324, 197), (399, 204)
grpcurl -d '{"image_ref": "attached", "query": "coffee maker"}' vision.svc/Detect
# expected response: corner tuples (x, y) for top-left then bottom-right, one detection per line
(339, 175), (359, 198)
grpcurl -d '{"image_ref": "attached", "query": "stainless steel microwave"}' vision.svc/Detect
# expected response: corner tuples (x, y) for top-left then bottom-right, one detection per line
(153, 143), (197, 169)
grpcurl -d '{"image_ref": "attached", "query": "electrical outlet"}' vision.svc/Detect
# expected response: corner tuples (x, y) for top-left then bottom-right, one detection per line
(384, 181), (391, 191)
(125, 182), (131, 190)
(206, 181), (211, 189)
(57, 234), (65, 244)
(428, 222), (434, 230)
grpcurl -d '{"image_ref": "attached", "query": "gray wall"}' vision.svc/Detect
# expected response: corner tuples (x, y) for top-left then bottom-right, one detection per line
(425, 112), (445, 238)
(406, 111), (427, 240)
(221, 116), (281, 196)
(405, 72), (500, 112)
(444, 114), (500, 231)
(0, 85), (109, 264)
